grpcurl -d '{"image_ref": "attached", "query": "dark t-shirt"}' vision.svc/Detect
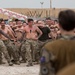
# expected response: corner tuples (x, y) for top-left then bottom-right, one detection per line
(38, 26), (51, 41)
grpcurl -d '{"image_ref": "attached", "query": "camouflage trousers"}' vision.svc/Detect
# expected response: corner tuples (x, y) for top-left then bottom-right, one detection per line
(38, 39), (52, 50)
(37, 39), (53, 59)
(0, 39), (11, 63)
(21, 39), (38, 64)
(3, 40), (19, 62)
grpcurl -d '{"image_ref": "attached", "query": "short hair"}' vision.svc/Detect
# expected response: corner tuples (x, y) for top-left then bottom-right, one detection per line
(58, 10), (75, 31)
(0, 18), (3, 21)
(15, 19), (19, 21)
(0, 19), (4, 23)
(28, 18), (33, 23)
(46, 17), (51, 20)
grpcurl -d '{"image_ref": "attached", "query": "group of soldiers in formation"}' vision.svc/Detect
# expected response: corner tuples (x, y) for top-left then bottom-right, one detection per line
(1, 9), (75, 75)
(0, 17), (60, 66)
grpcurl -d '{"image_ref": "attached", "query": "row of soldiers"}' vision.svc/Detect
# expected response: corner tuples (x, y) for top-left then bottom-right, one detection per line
(0, 17), (60, 66)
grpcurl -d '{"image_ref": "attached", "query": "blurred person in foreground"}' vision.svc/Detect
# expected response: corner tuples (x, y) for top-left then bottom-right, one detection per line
(39, 9), (75, 75)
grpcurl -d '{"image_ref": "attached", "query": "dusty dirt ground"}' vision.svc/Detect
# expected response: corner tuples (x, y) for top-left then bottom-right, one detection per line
(0, 63), (39, 75)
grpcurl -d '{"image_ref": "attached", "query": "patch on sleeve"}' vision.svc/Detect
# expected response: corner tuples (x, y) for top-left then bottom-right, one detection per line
(40, 56), (46, 63)
(41, 48), (50, 63)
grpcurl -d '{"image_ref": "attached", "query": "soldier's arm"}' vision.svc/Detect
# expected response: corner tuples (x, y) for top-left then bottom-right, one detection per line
(19, 27), (26, 41)
(0, 30), (11, 40)
(36, 27), (42, 39)
(49, 32), (56, 40)
(8, 29), (15, 40)
(15, 28), (23, 33)
(7, 25), (15, 35)
(19, 31), (26, 42)
(11, 25), (18, 29)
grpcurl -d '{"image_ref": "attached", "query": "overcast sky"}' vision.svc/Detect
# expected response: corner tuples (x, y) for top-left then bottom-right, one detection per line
(0, 0), (75, 8)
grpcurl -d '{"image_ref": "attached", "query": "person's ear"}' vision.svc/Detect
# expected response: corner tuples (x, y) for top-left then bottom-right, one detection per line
(58, 23), (61, 29)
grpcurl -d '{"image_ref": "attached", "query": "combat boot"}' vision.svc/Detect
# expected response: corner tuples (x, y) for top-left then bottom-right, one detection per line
(26, 63), (33, 67)
(8, 62), (13, 66)
(20, 60), (26, 63)
(0, 61), (6, 64)
(15, 61), (20, 65)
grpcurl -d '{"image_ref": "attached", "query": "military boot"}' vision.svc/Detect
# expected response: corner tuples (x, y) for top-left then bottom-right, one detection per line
(8, 62), (13, 66)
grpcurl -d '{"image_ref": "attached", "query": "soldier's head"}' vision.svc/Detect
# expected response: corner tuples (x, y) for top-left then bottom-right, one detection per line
(16, 20), (22, 25)
(0, 20), (5, 26)
(45, 17), (52, 26)
(58, 10), (75, 32)
(27, 18), (34, 27)
(0, 20), (5, 29)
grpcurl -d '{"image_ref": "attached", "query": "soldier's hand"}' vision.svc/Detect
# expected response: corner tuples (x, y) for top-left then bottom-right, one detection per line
(33, 37), (38, 40)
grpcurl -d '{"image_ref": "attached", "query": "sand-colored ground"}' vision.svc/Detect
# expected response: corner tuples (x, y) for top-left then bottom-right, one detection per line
(0, 64), (39, 75)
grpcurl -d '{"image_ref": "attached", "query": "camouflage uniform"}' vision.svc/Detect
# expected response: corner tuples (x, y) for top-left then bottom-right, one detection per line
(38, 39), (52, 50)
(21, 39), (38, 65)
(39, 35), (75, 75)
(15, 41), (22, 61)
(15, 31), (25, 62)
(57, 63), (75, 75)
(0, 39), (11, 64)
(20, 40), (26, 62)
(37, 39), (53, 62)
(0, 50), (2, 63)
(3, 40), (19, 62)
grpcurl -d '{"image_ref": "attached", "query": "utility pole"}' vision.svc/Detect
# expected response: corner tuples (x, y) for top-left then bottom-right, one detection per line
(50, 0), (52, 9)
(40, 2), (44, 8)
(40, 2), (44, 17)
(49, 0), (52, 16)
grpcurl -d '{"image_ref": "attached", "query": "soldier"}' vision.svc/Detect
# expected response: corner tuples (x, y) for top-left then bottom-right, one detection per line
(14, 21), (25, 63)
(21, 18), (42, 66)
(45, 17), (52, 28)
(0, 29), (13, 66)
(0, 39), (13, 66)
(39, 9), (75, 75)
(0, 20), (20, 65)
(35, 20), (52, 62)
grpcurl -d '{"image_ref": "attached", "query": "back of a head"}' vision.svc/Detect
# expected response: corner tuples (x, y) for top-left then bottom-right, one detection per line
(58, 10), (75, 31)
(46, 17), (51, 20)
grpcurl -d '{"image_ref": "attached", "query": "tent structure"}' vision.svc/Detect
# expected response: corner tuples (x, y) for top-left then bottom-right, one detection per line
(0, 8), (27, 20)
